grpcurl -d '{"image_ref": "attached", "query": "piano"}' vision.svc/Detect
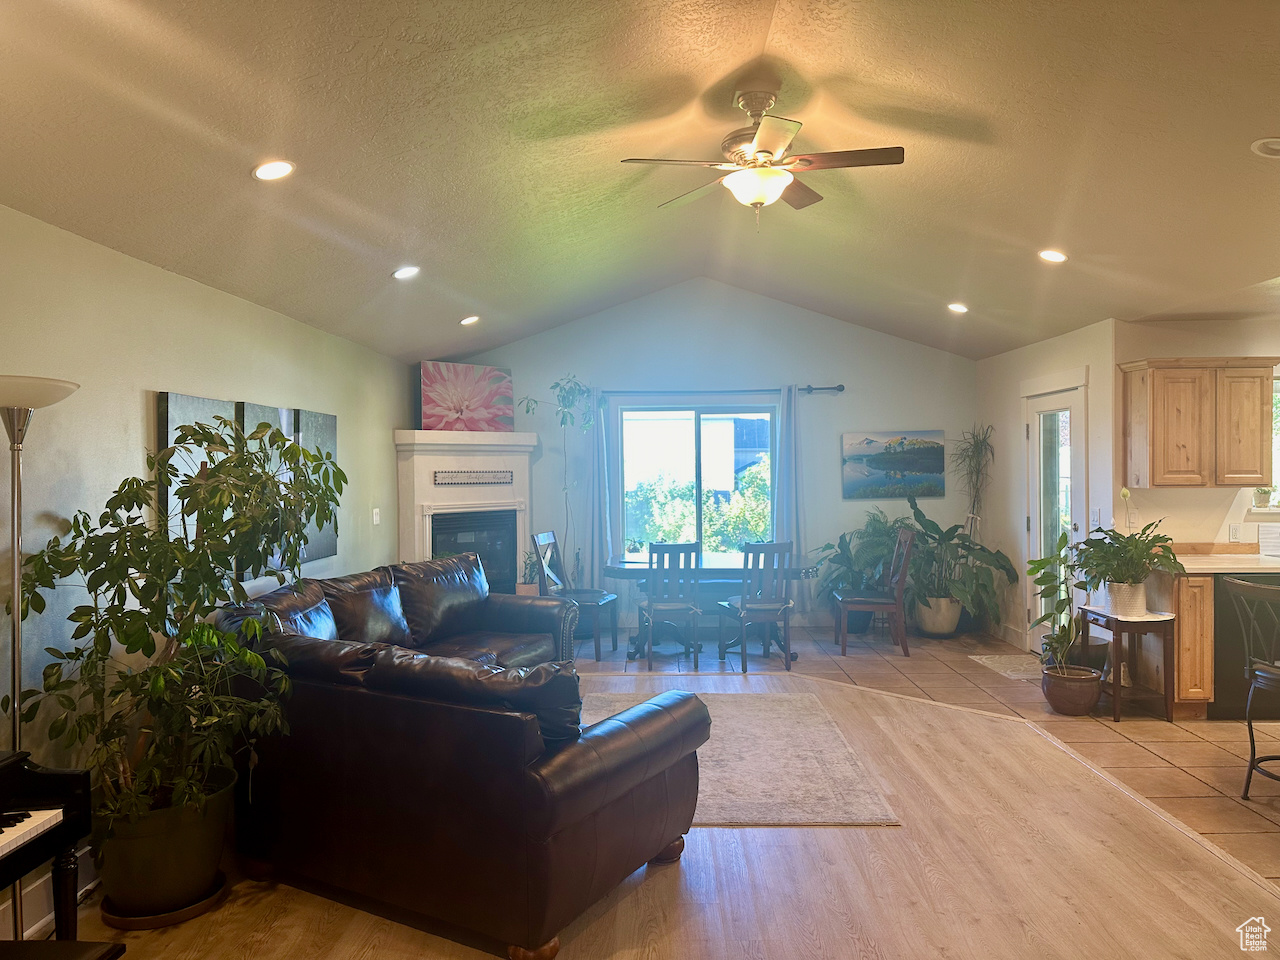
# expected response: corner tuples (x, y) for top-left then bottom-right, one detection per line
(0, 751), (91, 940)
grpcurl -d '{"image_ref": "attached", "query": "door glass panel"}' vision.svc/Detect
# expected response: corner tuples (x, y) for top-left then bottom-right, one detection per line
(698, 412), (773, 566)
(622, 410), (697, 555)
(1038, 409), (1072, 618)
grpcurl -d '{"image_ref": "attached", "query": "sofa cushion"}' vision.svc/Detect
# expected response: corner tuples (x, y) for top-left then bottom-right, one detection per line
(386, 553), (489, 647)
(317, 568), (412, 647)
(424, 631), (556, 669)
(266, 633), (386, 686)
(366, 649), (582, 742)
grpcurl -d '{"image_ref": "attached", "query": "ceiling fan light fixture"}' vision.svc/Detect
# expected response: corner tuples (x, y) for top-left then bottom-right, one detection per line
(723, 167), (794, 207)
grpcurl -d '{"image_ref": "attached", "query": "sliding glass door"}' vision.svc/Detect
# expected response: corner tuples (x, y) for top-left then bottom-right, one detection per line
(620, 406), (775, 564)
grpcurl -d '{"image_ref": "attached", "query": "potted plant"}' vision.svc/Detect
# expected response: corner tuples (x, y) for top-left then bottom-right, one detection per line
(517, 550), (541, 595)
(18, 417), (345, 923)
(815, 508), (914, 635)
(905, 496), (1018, 637)
(1074, 520), (1185, 618)
(1255, 487), (1274, 509)
(1029, 531), (1102, 715)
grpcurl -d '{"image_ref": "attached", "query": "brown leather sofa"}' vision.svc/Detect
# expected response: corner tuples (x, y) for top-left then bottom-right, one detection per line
(221, 553), (712, 959)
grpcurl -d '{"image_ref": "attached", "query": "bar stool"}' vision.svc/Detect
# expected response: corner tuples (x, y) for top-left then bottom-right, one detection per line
(1223, 577), (1280, 799)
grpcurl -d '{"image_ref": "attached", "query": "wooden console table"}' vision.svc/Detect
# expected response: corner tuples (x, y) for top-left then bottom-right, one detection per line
(1080, 606), (1176, 722)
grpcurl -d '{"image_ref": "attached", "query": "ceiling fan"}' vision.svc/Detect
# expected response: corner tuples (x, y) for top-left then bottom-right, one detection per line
(622, 91), (904, 214)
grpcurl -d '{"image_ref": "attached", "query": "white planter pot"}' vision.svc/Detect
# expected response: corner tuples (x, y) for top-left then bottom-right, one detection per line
(1106, 581), (1147, 618)
(915, 597), (962, 637)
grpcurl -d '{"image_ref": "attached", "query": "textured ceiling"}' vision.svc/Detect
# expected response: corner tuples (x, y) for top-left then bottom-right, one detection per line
(1, 1), (1279, 361)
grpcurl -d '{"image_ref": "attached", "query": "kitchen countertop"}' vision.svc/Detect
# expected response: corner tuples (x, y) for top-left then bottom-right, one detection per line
(1176, 554), (1280, 574)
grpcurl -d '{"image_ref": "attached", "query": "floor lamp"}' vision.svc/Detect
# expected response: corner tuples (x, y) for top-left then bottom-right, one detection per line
(0, 375), (78, 942)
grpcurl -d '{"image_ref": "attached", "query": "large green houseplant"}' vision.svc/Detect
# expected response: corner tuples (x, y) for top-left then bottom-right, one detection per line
(905, 495), (1017, 637)
(1028, 531), (1101, 715)
(18, 417), (345, 919)
(1074, 519), (1184, 617)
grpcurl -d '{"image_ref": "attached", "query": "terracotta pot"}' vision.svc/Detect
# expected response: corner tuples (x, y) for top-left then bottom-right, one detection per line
(1041, 666), (1103, 716)
(1106, 581), (1147, 618)
(515, 583), (540, 596)
(915, 597), (962, 637)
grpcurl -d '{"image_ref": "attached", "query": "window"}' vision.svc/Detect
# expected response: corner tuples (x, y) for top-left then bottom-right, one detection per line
(620, 406), (775, 564)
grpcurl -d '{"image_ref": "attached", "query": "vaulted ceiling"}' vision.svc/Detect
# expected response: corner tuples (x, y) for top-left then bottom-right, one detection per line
(2, 1), (1279, 360)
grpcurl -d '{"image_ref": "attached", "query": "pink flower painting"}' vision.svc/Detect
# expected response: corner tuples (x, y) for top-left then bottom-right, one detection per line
(420, 362), (515, 432)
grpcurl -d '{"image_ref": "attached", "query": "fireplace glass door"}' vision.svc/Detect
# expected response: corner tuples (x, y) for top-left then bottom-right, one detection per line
(432, 509), (518, 594)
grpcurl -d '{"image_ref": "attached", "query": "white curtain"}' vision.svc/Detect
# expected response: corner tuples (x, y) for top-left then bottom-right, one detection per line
(584, 388), (612, 590)
(776, 385), (809, 612)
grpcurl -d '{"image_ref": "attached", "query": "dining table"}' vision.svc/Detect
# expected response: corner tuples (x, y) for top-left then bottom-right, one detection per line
(603, 555), (819, 664)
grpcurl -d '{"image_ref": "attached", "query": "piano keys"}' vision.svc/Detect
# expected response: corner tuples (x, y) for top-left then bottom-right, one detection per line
(0, 751), (91, 940)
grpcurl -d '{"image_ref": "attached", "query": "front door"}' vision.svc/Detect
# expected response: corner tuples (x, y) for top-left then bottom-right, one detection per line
(1025, 388), (1088, 650)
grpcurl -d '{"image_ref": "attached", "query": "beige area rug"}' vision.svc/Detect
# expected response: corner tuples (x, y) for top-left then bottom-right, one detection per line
(968, 654), (1042, 681)
(580, 692), (899, 826)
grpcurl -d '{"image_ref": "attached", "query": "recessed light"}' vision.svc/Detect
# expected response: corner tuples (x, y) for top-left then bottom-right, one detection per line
(1039, 249), (1068, 263)
(1251, 138), (1280, 159)
(947, 303), (968, 314)
(252, 160), (295, 181)
(460, 315), (480, 326)
(392, 265), (420, 280)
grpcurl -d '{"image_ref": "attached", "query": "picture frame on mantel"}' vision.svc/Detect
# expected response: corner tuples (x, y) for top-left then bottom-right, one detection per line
(419, 361), (514, 432)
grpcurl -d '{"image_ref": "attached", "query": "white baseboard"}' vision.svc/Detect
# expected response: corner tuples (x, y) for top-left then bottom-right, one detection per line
(0, 846), (97, 940)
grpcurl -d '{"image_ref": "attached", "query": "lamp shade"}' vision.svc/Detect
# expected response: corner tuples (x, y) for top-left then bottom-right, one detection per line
(723, 167), (794, 207)
(0, 376), (79, 409)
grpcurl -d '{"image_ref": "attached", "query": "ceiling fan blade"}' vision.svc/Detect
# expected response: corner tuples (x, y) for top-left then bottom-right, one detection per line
(749, 116), (802, 160)
(781, 178), (823, 210)
(623, 158), (739, 170)
(658, 177), (725, 209)
(784, 146), (905, 171)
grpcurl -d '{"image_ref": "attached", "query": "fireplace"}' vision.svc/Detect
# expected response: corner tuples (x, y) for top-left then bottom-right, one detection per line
(395, 429), (537, 595)
(432, 509), (518, 594)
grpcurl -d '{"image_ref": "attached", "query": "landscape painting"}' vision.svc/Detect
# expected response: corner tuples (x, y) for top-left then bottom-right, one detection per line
(842, 431), (946, 500)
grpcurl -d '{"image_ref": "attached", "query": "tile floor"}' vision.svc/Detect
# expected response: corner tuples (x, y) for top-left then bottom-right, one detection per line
(573, 619), (1280, 884)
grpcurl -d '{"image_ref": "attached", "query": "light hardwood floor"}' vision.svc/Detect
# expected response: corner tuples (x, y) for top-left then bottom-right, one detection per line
(77, 672), (1278, 958)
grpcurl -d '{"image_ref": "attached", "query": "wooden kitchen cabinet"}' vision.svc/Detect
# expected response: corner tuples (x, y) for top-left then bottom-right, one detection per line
(1174, 575), (1214, 702)
(1121, 357), (1279, 488)
(1216, 367), (1273, 485)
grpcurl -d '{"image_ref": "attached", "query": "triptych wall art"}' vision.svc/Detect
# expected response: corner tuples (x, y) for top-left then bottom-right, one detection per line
(156, 392), (339, 563)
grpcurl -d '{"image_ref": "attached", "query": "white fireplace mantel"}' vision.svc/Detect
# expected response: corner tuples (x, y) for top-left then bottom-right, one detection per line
(394, 430), (538, 563)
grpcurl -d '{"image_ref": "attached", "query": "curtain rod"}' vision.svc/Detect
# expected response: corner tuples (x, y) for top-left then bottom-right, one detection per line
(600, 384), (845, 398)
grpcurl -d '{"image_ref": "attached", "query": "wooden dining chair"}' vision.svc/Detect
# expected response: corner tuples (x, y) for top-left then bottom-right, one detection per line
(638, 542), (701, 671)
(717, 541), (794, 673)
(833, 528), (915, 657)
(531, 531), (618, 661)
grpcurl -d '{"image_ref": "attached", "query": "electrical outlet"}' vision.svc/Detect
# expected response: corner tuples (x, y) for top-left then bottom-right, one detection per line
(372, 508), (381, 526)
(1230, 523), (1242, 542)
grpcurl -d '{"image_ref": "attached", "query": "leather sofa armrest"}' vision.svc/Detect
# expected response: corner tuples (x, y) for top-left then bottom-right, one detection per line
(481, 593), (579, 661)
(523, 691), (711, 840)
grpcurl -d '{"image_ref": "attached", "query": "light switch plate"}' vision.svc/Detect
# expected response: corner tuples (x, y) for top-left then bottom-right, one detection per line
(1090, 508), (1101, 527)
(1230, 523), (1242, 542)
(372, 507), (381, 526)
